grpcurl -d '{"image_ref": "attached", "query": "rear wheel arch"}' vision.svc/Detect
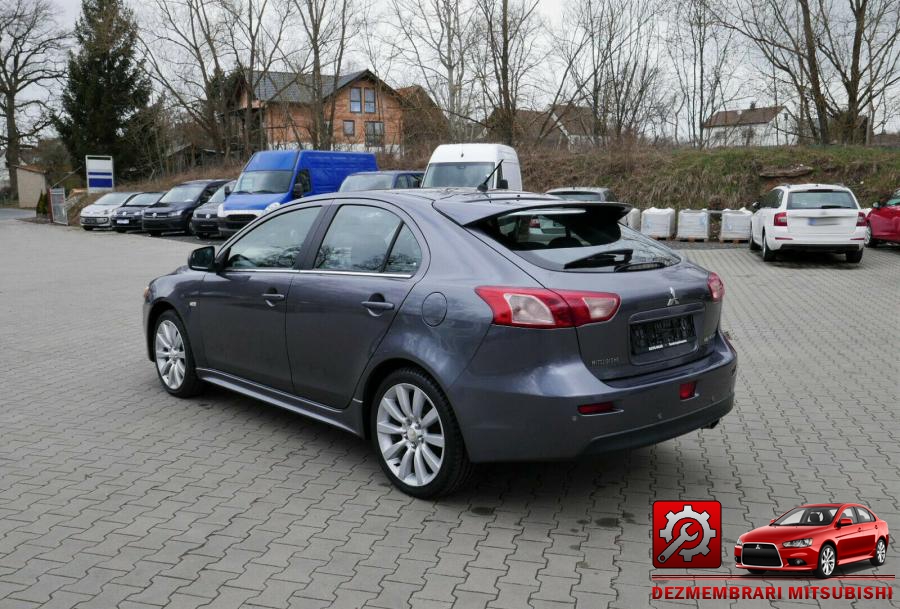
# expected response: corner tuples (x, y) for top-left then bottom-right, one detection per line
(360, 359), (445, 440)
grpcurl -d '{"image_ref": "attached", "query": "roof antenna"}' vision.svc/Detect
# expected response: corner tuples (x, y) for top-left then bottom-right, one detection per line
(477, 160), (503, 193)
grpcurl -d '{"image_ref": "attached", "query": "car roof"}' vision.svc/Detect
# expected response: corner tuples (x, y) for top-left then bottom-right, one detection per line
(776, 183), (852, 192)
(348, 170), (423, 176)
(181, 179), (228, 185)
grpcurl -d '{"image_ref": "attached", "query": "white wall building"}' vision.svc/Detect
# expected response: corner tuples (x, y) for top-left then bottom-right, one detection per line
(704, 105), (796, 147)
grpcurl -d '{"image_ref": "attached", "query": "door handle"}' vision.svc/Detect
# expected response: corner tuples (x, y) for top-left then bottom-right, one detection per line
(362, 300), (394, 311)
(261, 292), (285, 303)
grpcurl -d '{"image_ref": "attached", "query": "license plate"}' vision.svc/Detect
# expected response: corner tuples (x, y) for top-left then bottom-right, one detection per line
(631, 315), (695, 355)
(809, 217), (839, 226)
(116, 220), (128, 224)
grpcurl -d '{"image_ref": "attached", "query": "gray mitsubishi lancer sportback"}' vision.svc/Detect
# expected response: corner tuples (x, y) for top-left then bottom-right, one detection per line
(143, 190), (737, 497)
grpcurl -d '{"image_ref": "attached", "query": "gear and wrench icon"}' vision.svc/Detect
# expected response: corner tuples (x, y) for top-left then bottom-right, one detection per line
(659, 504), (716, 562)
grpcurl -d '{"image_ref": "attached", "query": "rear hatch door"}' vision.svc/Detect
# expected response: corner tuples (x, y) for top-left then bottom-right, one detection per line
(437, 198), (721, 380)
(786, 189), (859, 237)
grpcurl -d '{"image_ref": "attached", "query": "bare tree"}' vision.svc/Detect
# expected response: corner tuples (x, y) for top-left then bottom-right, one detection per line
(726, 0), (900, 144)
(286, 0), (356, 150)
(666, 0), (739, 147)
(0, 0), (67, 194)
(387, 0), (479, 139)
(471, 0), (542, 146)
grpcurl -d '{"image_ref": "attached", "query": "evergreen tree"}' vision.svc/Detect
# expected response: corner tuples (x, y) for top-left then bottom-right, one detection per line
(53, 0), (152, 178)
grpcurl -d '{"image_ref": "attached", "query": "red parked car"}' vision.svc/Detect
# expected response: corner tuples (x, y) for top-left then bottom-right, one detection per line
(735, 504), (889, 578)
(866, 194), (900, 246)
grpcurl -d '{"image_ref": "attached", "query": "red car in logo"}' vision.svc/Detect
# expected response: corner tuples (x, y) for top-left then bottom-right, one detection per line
(735, 503), (889, 578)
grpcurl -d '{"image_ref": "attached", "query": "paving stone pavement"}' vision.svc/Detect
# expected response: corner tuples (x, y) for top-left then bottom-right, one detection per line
(0, 218), (898, 609)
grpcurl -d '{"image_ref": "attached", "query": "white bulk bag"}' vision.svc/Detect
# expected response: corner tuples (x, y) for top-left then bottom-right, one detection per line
(640, 207), (675, 238)
(676, 209), (709, 239)
(720, 208), (752, 240)
(621, 207), (641, 229)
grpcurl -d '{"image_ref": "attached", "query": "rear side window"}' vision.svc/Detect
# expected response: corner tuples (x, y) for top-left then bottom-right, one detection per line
(788, 190), (857, 210)
(315, 205), (421, 275)
(855, 508), (874, 523)
(474, 207), (680, 272)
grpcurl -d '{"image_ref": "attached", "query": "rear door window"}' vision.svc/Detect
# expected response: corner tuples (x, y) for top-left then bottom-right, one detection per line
(474, 207), (680, 273)
(314, 205), (422, 276)
(788, 190), (857, 210)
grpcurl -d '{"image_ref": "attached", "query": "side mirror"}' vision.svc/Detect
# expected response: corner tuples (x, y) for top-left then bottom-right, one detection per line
(188, 246), (216, 271)
(769, 519), (775, 525)
(292, 183), (305, 199)
(751, 201), (760, 211)
(838, 518), (853, 528)
(872, 201), (881, 208)
(224, 184), (233, 196)
(497, 178), (509, 190)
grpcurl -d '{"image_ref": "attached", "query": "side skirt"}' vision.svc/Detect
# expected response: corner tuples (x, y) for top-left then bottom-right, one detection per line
(195, 368), (365, 437)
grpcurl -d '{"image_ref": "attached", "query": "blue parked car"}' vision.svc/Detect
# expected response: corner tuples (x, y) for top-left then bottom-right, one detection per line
(219, 150), (377, 235)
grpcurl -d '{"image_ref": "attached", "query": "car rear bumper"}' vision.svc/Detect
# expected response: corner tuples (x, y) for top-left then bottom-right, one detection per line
(448, 329), (737, 462)
(769, 228), (865, 252)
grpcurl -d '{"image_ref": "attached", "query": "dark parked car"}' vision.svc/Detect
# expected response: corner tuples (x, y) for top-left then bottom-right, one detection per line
(112, 192), (163, 232)
(143, 191), (737, 497)
(339, 170), (423, 192)
(190, 180), (235, 239)
(142, 179), (229, 236)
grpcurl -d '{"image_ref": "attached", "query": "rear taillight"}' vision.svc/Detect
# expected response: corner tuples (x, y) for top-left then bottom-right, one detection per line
(773, 212), (788, 227)
(679, 381), (696, 400)
(578, 402), (616, 415)
(707, 272), (724, 302)
(475, 287), (620, 328)
(856, 212), (866, 226)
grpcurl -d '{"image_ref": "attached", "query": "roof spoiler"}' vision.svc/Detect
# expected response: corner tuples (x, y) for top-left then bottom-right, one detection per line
(434, 198), (633, 225)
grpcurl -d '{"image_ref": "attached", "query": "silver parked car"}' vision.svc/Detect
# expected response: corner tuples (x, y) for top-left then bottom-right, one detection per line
(143, 190), (737, 497)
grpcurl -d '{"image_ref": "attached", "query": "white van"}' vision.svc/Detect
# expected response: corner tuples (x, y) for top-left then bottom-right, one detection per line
(422, 144), (522, 190)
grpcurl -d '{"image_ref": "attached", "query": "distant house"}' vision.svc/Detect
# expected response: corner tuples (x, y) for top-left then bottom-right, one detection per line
(484, 108), (569, 148)
(235, 69), (430, 154)
(163, 143), (226, 173)
(704, 105), (795, 147)
(395, 85), (449, 157)
(548, 104), (600, 149)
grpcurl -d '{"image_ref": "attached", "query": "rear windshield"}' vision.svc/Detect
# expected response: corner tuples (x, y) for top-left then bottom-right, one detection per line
(474, 207), (680, 273)
(788, 190), (857, 210)
(340, 173), (395, 192)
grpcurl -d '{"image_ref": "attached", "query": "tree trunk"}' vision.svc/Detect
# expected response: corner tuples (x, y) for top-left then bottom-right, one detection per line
(5, 96), (19, 197)
(798, 0), (829, 144)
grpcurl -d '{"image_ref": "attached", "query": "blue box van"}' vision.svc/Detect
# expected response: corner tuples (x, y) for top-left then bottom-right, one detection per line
(219, 150), (377, 235)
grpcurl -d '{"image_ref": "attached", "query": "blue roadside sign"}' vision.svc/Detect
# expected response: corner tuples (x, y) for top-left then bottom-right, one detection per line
(85, 155), (114, 193)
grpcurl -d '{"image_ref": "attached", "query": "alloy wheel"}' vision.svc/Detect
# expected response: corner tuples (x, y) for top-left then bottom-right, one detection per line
(376, 383), (445, 487)
(820, 545), (836, 576)
(155, 320), (186, 390)
(876, 539), (886, 564)
(864, 225), (872, 245)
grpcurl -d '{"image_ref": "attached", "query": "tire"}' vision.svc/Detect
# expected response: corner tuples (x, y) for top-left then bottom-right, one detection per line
(815, 543), (837, 579)
(871, 538), (887, 567)
(370, 368), (472, 498)
(761, 232), (777, 262)
(749, 233), (760, 251)
(148, 231), (161, 237)
(152, 311), (204, 398)
(845, 249), (863, 263)
(864, 224), (879, 248)
(747, 569), (767, 575)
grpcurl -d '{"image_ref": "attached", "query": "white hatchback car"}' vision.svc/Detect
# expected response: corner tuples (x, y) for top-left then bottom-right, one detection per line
(749, 184), (866, 263)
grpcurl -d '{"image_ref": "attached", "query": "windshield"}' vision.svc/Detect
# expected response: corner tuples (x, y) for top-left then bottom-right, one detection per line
(551, 191), (613, 202)
(773, 507), (838, 526)
(124, 193), (162, 207)
(93, 192), (135, 206)
(208, 181), (235, 204)
(234, 170), (292, 194)
(883, 198), (900, 207)
(422, 162), (494, 188)
(156, 184), (207, 205)
(474, 207), (680, 272)
(788, 190), (857, 210)
(340, 174), (395, 192)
